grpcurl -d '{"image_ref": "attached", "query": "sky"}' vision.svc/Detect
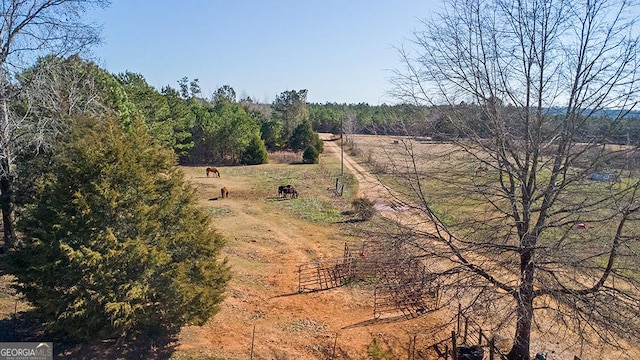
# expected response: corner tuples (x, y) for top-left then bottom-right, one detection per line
(86, 0), (442, 105)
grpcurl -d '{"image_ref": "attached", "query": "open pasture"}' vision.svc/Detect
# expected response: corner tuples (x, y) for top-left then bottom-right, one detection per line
(172, 150), (456, 359)
(346, 134), (640, 359)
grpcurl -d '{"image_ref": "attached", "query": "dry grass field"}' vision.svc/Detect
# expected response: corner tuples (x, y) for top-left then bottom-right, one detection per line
(1, 134), (638, 359)
(343, 134), (640, 360)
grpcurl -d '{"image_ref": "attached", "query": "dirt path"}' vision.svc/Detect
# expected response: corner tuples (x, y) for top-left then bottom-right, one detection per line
(320, 134), (406, 212)
(319, 134), (439, 235)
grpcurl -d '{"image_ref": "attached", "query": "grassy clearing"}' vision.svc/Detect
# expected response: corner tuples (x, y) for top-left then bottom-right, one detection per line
(280, 197), (343, 223)
(207, 206), (233, 217)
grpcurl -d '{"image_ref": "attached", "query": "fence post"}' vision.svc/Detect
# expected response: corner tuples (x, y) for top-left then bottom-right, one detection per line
(414, 334), (418, 360)
(489, 338), (495, 360)
(411, 334), (417, 360)
(451, 331), (457, 360)
(463, 317), (469, 345)
(457, 304), (462, 334)
(250, 325), (256, 360)
(479, 329), (483, 345)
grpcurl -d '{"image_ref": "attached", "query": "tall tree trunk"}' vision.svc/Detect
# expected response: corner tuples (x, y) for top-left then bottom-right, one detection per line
(507, 291), (534, 360)
(507, 246), (536, 360)
(0, 157), (15, 249)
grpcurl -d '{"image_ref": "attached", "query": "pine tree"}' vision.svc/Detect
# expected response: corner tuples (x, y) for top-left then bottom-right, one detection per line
(289, 120), (314, 152)
(302, 145), (320, 164)
(7, 115), (229, 339)
(241, 134), (269, 165)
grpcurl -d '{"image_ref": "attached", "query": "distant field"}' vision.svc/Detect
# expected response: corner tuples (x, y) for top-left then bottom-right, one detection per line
(347, 134), (640, 359)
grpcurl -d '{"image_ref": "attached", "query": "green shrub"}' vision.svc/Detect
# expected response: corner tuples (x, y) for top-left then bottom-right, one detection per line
(367, 338), (393, 360)
(241, 133), (269, 165)
(303, 145), (320, 164)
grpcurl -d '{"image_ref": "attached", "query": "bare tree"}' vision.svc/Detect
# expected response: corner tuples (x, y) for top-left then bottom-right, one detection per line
(0, 0), (108, 248)
(342, 107), (358, 147)
(389, 0), (640, 359)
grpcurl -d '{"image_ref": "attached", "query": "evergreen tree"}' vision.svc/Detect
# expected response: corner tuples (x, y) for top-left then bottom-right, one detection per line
(117, 73), (194, 157)
(260, 119), (283, 150)
(241, 134), (269, 165)
(289, 120), (315, 152)
(311, 131), (324, 153)
(302, 145), (319, 164)
(7, 115), (229, 339)
(271, 89), (309, 143)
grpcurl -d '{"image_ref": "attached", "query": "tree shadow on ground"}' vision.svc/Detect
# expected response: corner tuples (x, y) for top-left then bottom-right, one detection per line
(336, 218), (367, 224)
(336, 211), (367, 223)
(0, 310), (177, 360)
(341, 314), (408, 329)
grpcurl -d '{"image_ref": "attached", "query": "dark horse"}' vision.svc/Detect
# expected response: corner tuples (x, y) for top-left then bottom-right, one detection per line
(278, 184), (298, 199)
(206, 167), (220, 177)
(220, 187), (229, 198)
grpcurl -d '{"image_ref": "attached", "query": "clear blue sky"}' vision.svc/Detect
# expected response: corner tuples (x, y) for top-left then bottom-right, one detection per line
(87, 1), (442, 105)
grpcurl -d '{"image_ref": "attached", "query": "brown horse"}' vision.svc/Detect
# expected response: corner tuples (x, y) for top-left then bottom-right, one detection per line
(220, 187), (229, 198)
(206, 167), (220, 177)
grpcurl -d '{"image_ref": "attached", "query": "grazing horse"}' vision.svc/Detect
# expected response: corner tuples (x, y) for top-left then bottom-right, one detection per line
(278, 184), (290, 197)
(220, 187), (229, 198)
(278, 184), (298, 199)
(206, 167), (220, 177)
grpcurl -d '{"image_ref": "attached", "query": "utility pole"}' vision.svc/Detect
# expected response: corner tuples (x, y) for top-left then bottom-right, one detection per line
(340, 116), (344, 176)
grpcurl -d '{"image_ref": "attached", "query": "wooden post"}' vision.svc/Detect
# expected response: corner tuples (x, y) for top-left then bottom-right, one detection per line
(250, 325), (256, 360)
(332, 333), (338, 359)
(457, 303), (462, 334)
(451, 331), (457, 360)
(340, 118), (344, 176)
(412, 334), (417, 360)
(463, 317), (469, 344)
(479, 329), (483, 345)
(489, 338), (495, 360)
